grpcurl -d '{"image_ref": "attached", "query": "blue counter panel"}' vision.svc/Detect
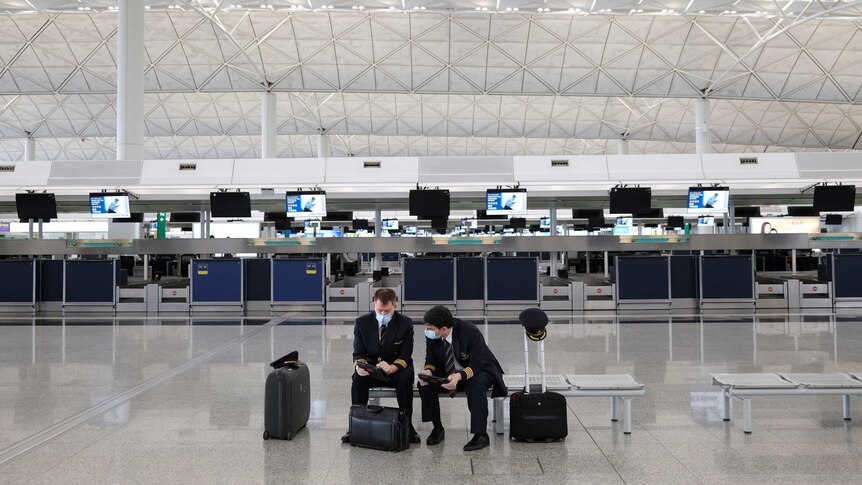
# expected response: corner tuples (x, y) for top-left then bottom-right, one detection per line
(65, 260), (115, 303)
(39, 260), (64, 302)
(456, 257), (485, 300)
(617, 256), (669, 300)
(191, 259), (243, 303)
(272, 259), (324, 302)
(486, 258), (538, 301)
(671, 255), (699, 299)
(0, 260), (35, 303)
(244, 258), (272, 301)
(403, 258), (455, 301)
(834, 254), (862, 298)
(701, 255), (753, 300)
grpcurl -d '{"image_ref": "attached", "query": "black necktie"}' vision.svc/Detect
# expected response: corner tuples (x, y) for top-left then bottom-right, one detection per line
(379, 324), (387, 343)
(444, 339), (455, 376)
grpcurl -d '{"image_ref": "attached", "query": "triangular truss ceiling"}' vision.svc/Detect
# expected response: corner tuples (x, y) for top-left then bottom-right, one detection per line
(1, 3), (862, 159)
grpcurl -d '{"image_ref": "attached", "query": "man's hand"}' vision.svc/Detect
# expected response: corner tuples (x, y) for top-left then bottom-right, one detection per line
(441, 372), (461, 391)
(377, 361), (396, 375)
(418, 368), (432, 386)
(355, 365), (370, 377)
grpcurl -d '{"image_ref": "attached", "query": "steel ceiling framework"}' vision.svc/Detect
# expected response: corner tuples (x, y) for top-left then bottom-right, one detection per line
(0, 1), (861, 159)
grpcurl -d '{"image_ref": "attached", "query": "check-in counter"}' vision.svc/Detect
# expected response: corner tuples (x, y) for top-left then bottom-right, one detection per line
(572, 274), (615, 311)
(327, 276), (373, 313)
(832, 254), (862, 309)
(615, 256), (671, 311)
(271, 258), (326, 313)
(539, 276), (575, 312)
(369, 276), (402, 312)
(456, 257), (485, 313)
(755, 277), (789, 310)
(63, 260), (117, 314)
(700, 255), (755, 310)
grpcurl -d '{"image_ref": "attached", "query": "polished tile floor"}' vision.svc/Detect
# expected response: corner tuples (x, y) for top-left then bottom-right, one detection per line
(2, 311), (862, 484)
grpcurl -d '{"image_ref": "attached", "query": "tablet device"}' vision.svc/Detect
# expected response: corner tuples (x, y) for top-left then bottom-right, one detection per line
(357, 362), (390, 382)
(418, 374), (451, 385)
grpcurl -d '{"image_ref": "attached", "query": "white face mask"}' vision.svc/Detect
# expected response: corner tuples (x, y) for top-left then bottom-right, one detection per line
(376, 312), (392, 327)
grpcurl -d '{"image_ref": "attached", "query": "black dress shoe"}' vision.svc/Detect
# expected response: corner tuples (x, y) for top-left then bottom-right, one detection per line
(463, 433), (489, 451)
(409, 426), (421, 444)
(426, 427), (445, 445)
(341, 432), (350, 443)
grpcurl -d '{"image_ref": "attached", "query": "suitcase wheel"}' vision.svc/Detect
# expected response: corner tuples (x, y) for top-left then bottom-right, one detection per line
(263, 431), (270, 440)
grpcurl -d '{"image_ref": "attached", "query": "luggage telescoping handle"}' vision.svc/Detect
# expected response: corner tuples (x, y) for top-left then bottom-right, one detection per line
(522, 332), (548, 394)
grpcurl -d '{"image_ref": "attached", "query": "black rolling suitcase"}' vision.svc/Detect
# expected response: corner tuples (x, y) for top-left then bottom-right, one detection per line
(509, 334), (568, 442)
(263, 351), (310, 440)
(348, 404), (410, 452)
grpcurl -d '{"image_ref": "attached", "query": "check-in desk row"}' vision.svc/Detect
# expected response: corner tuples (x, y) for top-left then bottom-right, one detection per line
(612, 254), (862, 311)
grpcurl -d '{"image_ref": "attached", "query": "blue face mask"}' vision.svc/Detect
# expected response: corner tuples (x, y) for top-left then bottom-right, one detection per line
(376, 312), (392, 327)
(424, 328), (440, 340)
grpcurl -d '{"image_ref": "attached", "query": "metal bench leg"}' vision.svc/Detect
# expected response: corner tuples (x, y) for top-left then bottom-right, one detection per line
(622, 397), (633, 434)
(611, 397), (619, 422)
(722, 389), (731, 421)
(844, 395), (851, 421)
(494, 398), (505, 435)
(742, 398), (752, 433)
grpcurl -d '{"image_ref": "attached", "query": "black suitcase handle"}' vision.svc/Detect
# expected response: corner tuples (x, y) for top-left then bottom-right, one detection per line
(365, 405), (385, 414)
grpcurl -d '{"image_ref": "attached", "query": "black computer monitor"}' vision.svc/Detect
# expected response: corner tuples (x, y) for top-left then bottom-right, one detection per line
(170, 212), (202, 223)
(264, 211), (290, 222)
(609, 187), (651, 214)
(509, 217), (527, 229)
(274, 219), (291, 231)
(352, 219), (370, 230)
(814, 185), (856, 212)
(788, 206), (819, 216)
(15, 193), (57, 221)
(409, 189), (450, 217)
(113, 212), (144, 223)
(210, 192), (251, 218)
(734, 206), (761, 218)
(587, 215), (605, 230)
(635, 207), (663, 218)
(667, 216), (684, 228)
(323, 211), (353, 222)
(573, 209), (603, 218)
(825, 214), (843, 225)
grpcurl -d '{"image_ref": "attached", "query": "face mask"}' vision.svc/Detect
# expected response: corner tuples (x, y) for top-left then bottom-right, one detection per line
(424, 328), (441, 340)
(376, 312), (392, 327)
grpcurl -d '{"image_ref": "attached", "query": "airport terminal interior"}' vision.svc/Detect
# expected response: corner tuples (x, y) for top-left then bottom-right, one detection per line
(6, 0), (862, 484)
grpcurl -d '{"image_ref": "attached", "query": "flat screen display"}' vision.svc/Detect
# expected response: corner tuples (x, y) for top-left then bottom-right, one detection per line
(813, 185), (855, 212)
(697, 216), (715, 226)
(352, 219), (369, 230)
(825, 214), (843, 225)
(16, 193), (57, 221)
(286, 191), (327, 218)
(486, 189), (527, 216)
(210, 192), (251, 218)
(787, 206), (819, 217)
(750, 216), (820, 234)
(89, 193), (131, 219)
(734, 206), (761, 218)
(409, 189), (450, 217)
(170, 212), (202, 223)
(405, 226), (417, 235)
(382, 219), (399, 230)
(609, 187), (650, 214)
(688, 187), (729, 212)
(667, 216), (684, 228)
(539, 217), (550, 229)
(615, 216), (632, 227)
(509, 217), (527, 229)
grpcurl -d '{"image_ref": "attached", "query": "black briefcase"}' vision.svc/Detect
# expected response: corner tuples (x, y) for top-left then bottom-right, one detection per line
(509, 336), (568, 442)
(348, 404), (410, 452)
(263, 351), (311, 440)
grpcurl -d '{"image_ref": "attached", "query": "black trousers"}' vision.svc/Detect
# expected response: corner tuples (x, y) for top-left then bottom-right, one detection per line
(352, 368), (415, 419)
(418, 372), (495, 434)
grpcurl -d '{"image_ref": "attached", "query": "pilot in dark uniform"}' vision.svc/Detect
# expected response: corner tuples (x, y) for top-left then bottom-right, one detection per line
(418, 305), (506, 451)
(342, 288), (420, 444)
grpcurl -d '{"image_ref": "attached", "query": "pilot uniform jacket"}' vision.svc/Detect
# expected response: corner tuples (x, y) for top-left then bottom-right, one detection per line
(424, 318), (506, 397)
(353, 311), (414, 371)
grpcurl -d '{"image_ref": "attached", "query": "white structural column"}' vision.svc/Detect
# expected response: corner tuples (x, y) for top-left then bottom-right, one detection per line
(695, 98), (712, 154)
(317, 129), (330, 158)
(116, 0), (145, 161)
(617, 139), (629, 155)
(24, 136), (35, 161)
(549, 202), (558, 276)
(261, 92), (277, 158)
